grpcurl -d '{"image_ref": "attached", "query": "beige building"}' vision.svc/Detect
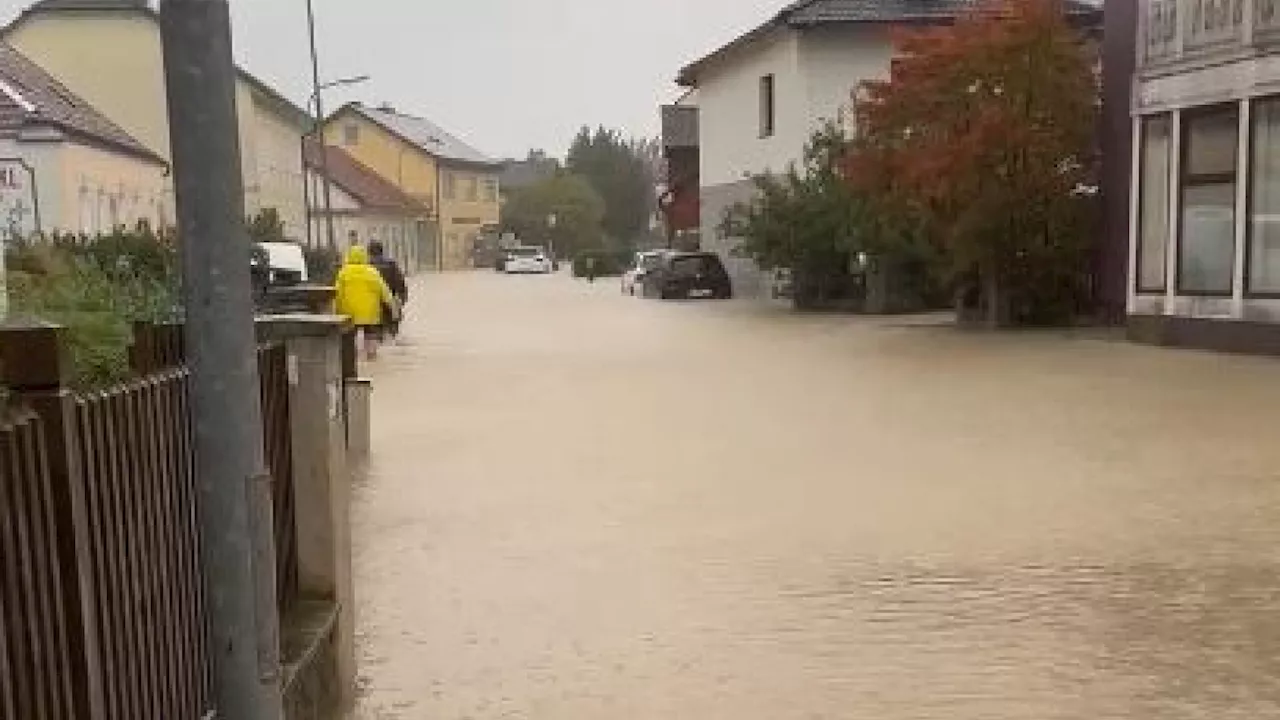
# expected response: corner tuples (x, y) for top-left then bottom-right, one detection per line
(0, 41), (166, 239)
(303, 140), (431, 272)
(3, 0), (311, 238)
(324, 103), (501, 270)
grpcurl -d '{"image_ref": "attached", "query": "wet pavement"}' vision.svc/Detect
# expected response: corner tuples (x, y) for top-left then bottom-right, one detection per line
(352, 270), (1280, 719)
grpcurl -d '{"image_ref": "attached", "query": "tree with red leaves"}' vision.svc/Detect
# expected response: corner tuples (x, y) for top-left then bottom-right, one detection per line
(849, 0), (1098, 325)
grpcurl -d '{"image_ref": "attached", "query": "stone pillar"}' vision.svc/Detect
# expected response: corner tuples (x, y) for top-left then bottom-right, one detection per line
(257, 314), (357, 713)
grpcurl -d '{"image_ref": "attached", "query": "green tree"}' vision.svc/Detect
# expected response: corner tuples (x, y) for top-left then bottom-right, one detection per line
(566, 126), (655, 244)
(500, 173), (606, 258)
(852, 0), (1098, 325)
(722, 122), (870, 309)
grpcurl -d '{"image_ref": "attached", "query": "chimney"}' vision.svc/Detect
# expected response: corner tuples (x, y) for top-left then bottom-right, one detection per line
(377, 102), (396, 114)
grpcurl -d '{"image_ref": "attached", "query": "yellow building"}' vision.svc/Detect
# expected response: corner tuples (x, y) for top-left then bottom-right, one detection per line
(324, 103), (501, 270)
(2, 0), (312, 239)
(0, 41), (167, 238)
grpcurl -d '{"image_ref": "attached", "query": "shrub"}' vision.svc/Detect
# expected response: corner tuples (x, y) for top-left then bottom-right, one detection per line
(304, 245), (341, 284)
(571, 249), (630, 278)
(7, 232), (179, 388)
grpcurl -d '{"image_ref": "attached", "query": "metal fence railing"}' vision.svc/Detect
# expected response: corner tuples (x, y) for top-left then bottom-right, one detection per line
(0, 320), (301, 719)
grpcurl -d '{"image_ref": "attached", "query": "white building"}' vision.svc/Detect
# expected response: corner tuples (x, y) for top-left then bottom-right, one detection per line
(677, 0), (1097, 298)
(1129, 0), (1280, 352)
(0, 41), (166, 239)
(3, 0), (313, 240)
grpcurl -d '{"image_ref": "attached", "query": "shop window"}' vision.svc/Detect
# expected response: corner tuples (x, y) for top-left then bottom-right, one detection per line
(1179, 105), (1238, 295)
(1250, 97), (1280, 294)
(1137, 114), (1171, 292)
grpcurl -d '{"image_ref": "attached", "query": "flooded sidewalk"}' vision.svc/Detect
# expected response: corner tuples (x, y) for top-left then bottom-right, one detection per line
(353, 271), (1280, 719)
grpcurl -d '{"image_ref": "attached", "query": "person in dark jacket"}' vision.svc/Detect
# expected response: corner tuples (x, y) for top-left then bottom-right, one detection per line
(368, 241), (408, 341)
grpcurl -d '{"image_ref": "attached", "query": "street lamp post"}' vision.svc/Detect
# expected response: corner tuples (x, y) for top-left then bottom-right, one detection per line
(303, 0), (371, 250)
(303, 73), (369, 250)
(546, 212), (557, 266)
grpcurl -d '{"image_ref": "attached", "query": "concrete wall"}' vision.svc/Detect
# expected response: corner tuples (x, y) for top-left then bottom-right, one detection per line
(61, 141), (168, 235)
(0, 133), (167, 237)
(251, 98), (308, 240)
(696, 30), (805, 189)
(798, 25), (893, 134)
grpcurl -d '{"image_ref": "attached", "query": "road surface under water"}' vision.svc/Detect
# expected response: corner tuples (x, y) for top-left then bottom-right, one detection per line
(353, 271), (1280, 719)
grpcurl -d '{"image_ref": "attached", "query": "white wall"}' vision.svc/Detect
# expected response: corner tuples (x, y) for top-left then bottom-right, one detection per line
(799, 25), (894, 136)
(697, 30), (804, 188)
(693, 23), (896, 297)
(696, 25), (894, 188)
(0, 133), (167, 239)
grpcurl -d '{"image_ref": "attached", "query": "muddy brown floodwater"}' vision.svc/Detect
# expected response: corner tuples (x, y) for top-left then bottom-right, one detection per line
(352, 271), (1280, 720)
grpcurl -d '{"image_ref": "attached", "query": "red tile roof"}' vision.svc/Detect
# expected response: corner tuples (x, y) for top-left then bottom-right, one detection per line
(303, 140), (430, 213)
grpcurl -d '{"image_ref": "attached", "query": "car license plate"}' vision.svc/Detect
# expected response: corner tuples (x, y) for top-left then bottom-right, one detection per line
(689, 289), (713, 298)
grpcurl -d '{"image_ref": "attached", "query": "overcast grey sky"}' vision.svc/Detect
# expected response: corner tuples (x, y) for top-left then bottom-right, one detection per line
(0, 0), (785, 159)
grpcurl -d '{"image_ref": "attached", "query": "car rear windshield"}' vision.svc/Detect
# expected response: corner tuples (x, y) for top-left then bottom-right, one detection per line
(670, 256), (712, 278)
(510, 247), (542, 257)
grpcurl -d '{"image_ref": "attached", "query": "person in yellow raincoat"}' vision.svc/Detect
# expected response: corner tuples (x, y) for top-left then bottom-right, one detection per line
(335, 246), (398, 360)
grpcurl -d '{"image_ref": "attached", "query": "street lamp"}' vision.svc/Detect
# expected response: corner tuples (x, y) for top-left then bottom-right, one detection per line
(546, 212), (558, 267)
(303, 0), (371, 250)
(303, 72), (370, 249)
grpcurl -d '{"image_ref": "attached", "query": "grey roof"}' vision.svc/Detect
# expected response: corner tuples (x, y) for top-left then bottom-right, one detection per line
(0, 41), (161, 162)
(678, 0), (1102, 85)
(346, 103), (499, 169)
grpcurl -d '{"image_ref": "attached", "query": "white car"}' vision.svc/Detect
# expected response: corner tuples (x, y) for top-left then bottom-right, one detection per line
(621, 250), (667, 295)
(504, 246), (552, 274)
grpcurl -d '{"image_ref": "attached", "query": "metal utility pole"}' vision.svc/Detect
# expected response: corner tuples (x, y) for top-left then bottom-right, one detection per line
(158, 1), (283, 718)
(305, 0), (337, 249)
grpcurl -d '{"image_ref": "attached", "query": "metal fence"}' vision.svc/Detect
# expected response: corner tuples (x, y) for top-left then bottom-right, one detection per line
(0, 320), (300, 719)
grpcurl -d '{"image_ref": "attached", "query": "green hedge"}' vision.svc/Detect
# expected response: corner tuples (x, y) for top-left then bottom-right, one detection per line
(571, 249), (631, 278)
(7, 231), (179, 388)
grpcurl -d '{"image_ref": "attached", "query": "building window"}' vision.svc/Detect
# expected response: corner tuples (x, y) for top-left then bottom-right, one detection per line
(1137, 114), (1171, 292)
(442, 172), (456, 200)
(483, 178), (498, 202)
(343, 123), (359, 146)
(1250, 97), (1280, 294)
(465, 175), (478, 202)
(1179, 105), (1239, 295)
(759, 74), (776, 138)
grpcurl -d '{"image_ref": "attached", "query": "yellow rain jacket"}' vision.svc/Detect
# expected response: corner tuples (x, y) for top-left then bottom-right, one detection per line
(335, 246), (395, 327)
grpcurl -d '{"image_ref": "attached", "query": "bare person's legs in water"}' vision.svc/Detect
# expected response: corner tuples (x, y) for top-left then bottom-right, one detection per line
(363, 327), (380, 361)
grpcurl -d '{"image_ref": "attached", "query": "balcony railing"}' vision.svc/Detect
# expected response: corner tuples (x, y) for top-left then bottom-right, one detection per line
(1142, 0), (1280, 67)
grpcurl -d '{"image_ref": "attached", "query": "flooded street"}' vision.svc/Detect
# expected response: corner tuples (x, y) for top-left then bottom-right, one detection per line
(353, 271), (1280, 719)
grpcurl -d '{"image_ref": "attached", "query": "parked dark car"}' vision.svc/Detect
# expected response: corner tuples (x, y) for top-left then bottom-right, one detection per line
(642, 251), (733, 300)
